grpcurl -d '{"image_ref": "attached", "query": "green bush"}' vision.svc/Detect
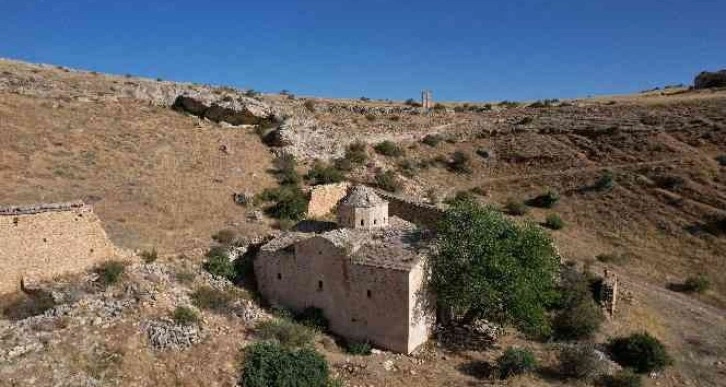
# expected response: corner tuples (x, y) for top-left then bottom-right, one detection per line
(364, 113), (376, 121)
(397, 158), (419, 178)
(140, 248), (158, 263)
(553, 267), (604, 340)
(683, 275), (710, 293)
(558, 344), (605, 380)
(346, 340), (372, 355)
(241, 341), (330, 387)
(344, 141), (368, 164)
(256, 319), (317, 348)
(259, 186), (308, 221)
(273, 154), (301, 186)
(433, 103), (446, 111)
(528, 190), (560, 208)
(305, 161), (345, 185)
(296, 307), (329, 331)
(607, 332), (672, 373)
(444, 190), (477, 206)
(594, 171), (615, 191)
(212, 229), (238, 246)
(505, 199), (528, 216)
(191, 286), (235, 312)
(374, 140), (404, 157)
(448, 151), (472, 174)
(96, 261), (126, 285)
(172, 306), (200, 326)
(374, 170), (402, 192)
(497, 348), (537, 379)
(203, 247), (235, 280)
(600, 369), (643, 387)
(545, 214), (565, 230)
(421, 134), (444, 147)
(404, 98), (421, 107)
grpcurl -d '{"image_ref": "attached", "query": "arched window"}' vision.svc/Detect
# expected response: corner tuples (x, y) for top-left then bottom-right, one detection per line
(318, 280), (324, 291)
(360, 219), (364, 226)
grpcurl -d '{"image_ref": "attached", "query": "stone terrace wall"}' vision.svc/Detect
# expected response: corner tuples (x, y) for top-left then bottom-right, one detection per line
(0, 202), (116, 294)
(307, 182), (350, 218)
(374, 190), (445, 230)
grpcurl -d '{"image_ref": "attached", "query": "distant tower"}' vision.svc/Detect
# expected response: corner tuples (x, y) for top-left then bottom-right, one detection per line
(337, 186), (389, 229)
(421, 90), (433, 110)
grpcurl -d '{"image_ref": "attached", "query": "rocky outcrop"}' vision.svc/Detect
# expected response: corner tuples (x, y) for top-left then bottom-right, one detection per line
(172, 92), (276, 125)
(694, 70), (726, 89)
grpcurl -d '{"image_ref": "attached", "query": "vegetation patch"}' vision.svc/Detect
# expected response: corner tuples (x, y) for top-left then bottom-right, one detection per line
(255, 318), (317, 348)
(607, 332), (672, 373)
(504, 198), (528, 216)
(140, 248), (158, 263)
(345, 340), (372, 355)
(374, 140), (404, 157)
(421, 134), (444, 147)
(553, 267), (604, 340)
(172, 306), (200, 326)
(497, 348), (537, 379)
(202, 246), (235, 280)
(344, 141), (368, 165)
(448, 151), (472, 174)
(558, 344), (605, 380)
(527, 190), (560, 208)
(374, 170), (402, 193)
(544, 214), (565, 230)
(305, 161), (345, 185)
(258, 185), (308, 221)
(95, 261), (126, 285)
(191, 286), (235, 312)
(600, 369), (643, 387)
(241, 341), (330, 387)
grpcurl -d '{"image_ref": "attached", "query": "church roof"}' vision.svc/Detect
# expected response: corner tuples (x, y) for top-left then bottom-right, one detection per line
(340, 185), (386, 208)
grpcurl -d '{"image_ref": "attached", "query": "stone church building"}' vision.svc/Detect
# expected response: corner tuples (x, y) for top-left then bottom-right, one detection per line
(254, 186), (433, 353)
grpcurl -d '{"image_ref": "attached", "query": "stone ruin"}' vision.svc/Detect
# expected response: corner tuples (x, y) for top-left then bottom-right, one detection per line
(599, 269), (619, 317)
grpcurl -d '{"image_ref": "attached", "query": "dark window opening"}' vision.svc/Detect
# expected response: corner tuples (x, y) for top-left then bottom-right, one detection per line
(318, 280), (323, 291)
(367, 290), (372, 298)
(12, 217), (18, 226)
(374, 219), (377, 225)
(277, 273), (282, 280)
(42, 238), (47, 243)
(360, 219), (364, 226)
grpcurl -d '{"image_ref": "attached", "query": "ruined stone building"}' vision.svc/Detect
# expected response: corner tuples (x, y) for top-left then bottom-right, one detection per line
(0, 201), (116, 294)
(255, 186), (434, 353)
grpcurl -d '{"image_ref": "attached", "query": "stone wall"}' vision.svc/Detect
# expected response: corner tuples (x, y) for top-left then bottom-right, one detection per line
(375, 190), (445, 230)
(307, 183), (350, 218)
(0, 202), (116, 294)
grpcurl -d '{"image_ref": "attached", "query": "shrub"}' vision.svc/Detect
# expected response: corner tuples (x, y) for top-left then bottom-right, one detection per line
(505, 199), (528, 216)
(433, 103), (446, 111)
(175, 269), (196, 284)
(256, 319), (317, 348)
(172, 306), (200, 326)
(558, 344), (605, 380)
(333, 157), (353, 172)
(607, 332), (672, 373)
(596, 253), (629, 265)
(273, 154), (301, 186)
(397, 158), (419, 178)
(190, 286), (235, 312)
(259, 186), (308, 221)
(716, 155), (726, 166)
(203, 247), (235, 279)
(96, 261), (126, 285)
(553, 267), (604, 340)
(594, 171), (615, 191)
(404, 98), (421, 107)
(600, 369), (643, 387)
(346, 340), (372, 355)
(528, 190), (560, 208)
(305, 161), (345, 185)
(517, 116), (533, 125)
(374, 170), (402, 192)
(545, 214), (565, 230)
(364, 113), (376, 121)
(241, 341), (329, 387)
(476, 148), (493, 159)
(683, 275), (710, 293)
(448, 151), (472, 174)
(296, 307), (329, 331)
(497, 348), (537, 379)
(421, 134), (444, 147)
(444, 190), (477, 206)
(374, 140), (404, 157)
(140, 249), (158, 263)
(344, 141), (368, 164)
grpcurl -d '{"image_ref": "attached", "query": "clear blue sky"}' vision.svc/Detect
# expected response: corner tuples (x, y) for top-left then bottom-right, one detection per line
(1, 1), (724, 101)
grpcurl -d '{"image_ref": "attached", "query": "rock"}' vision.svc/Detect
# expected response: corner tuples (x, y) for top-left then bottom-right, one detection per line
(143, 318), (203, 351)
(382, 359), (395, 371)
(233, 191), (253, 206)
(694, 70), (726, 89)
(172, 92), (274, 126)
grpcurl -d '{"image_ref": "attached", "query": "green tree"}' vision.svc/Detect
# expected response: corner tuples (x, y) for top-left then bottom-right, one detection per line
(429, 201), (559, 337)
(241, 341), (330, 387)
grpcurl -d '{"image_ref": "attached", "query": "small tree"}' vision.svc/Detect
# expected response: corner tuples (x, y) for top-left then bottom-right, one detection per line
(429, 201), (560, 337)
(544, 214), (565, 230)
(505, 198), (528, 216)
(241, 341), (330, 387)
(305, 161), (345, 185)
(497, 348), (537, 378)
(422, 134), (443, 147)
(607, 332), (672, 373)
(374, 170), (402, 193)
(96, 261), (126, 285)
(172, 306), (200, 326)
(528, 190), (560, 208)
(683, 275), (710, 293)
(558, 344), (605, 380)
(553, 266), (604, 340)
(374, 140), (404, 157)
(203, 247), (235, 280)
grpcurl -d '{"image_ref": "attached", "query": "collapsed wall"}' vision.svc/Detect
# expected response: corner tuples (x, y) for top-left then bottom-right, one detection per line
(0, 201), (116, 294)
(374, 190), (445, 230)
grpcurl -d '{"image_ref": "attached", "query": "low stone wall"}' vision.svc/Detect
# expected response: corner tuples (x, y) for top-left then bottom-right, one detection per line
(307, 182), (350, 218)
(374, 190), (445, 230)
(0, 202), (116, 294)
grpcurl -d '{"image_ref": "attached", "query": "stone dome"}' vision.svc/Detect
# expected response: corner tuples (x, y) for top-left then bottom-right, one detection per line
(338, 186), (388, 229)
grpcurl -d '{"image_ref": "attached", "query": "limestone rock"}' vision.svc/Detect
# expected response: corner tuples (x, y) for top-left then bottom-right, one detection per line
(172, 92), (274, 125)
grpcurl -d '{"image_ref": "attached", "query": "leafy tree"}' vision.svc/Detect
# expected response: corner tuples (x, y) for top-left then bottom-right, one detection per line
(553, 266), (603, 340)
(305, 161), (345, 185)
(607, 332), (672, 373)
(429, 201), (560, 337)
(203, 246), (235, 280)
(558, 344), (605, 380)
(497, 347), (537, 378)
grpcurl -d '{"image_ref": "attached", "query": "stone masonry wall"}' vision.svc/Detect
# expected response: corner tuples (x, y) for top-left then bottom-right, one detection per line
(0, 202), (116, 294)
(374, 190), (445, 230)
(307, 183), (350, 218)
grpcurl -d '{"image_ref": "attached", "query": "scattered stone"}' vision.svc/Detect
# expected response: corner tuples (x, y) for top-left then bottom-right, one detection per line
(143, 318), (203, 351)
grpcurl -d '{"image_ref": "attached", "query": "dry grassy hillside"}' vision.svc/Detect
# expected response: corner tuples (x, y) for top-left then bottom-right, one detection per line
(0, 91), (276, 253)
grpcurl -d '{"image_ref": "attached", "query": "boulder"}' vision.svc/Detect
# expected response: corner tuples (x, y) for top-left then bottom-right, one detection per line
(694, 70), (726, 89)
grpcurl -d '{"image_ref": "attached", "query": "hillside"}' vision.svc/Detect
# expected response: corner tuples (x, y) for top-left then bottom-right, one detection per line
(1, 59), (725, 386)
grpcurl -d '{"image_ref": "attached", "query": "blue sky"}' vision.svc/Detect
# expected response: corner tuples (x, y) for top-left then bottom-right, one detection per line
(1, 0), (724, 101)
